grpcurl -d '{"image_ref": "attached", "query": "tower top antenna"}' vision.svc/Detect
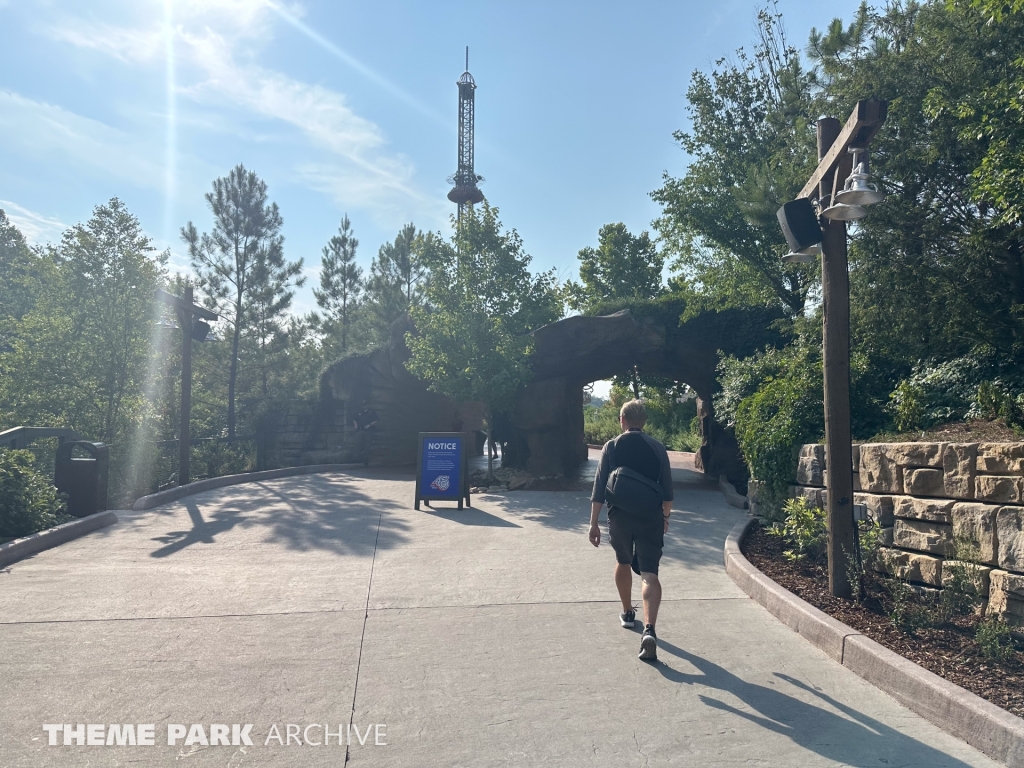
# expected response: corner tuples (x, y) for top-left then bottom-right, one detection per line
(465, 46), (469, 72)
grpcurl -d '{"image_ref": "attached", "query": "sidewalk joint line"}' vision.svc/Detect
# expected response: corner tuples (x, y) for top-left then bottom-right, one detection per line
(0, 597), (746, 626)
(345, 511), (382, 766)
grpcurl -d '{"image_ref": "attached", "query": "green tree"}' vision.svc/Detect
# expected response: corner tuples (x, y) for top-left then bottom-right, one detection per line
(313, 214), (363, 357)
(182, 164), (301, 438)
(0, 199), (166, 442)
(405, 204), (561, 478)
(810, 1), (1024, 366)
(961, 0), (1024, 22)
(243, 239), (306, 402)
(651, 4), (818, 316)
(0, 210), (48, 334)
(363, 222), (426, 344)
(565, 223), (664, 313)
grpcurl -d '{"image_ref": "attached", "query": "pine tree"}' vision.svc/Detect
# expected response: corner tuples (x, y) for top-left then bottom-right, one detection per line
(364, 223), (426, 342)
(313, 215), (363, 356)
(182, 164), (301, 438)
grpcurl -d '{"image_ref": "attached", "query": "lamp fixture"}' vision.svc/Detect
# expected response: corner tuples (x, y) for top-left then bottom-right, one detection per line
(834, 168), (884, 206)
(835, 149), (885, 207)
(781, 243), (821, 263)
(821, 201), (868, 221)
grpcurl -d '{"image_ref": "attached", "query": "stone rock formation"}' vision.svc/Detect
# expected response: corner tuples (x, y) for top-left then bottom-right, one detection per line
(268, 306), (783, 481)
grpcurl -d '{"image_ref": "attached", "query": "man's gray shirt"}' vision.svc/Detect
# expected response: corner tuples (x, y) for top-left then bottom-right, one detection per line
(591, 428), (674, 506)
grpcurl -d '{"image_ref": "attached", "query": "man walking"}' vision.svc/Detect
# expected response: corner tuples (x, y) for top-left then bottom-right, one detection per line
(588, 399), (673, 661)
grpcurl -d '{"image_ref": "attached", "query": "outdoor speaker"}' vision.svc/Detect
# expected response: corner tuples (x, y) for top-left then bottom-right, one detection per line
(191, 320), (211, 342)
(776, 199), (823, 253)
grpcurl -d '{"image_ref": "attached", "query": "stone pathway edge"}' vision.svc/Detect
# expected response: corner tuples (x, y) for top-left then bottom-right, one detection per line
(131, 464), (367, 510)
(725, 517), (1024, 767)
(0, 510), (118, 569)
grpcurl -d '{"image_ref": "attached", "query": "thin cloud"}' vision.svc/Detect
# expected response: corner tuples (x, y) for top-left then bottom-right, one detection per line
(47, 2), (440, 223)
(0, 200), (68, 245)
(265, 0), (447, 129)
(0, 90), (163, 189)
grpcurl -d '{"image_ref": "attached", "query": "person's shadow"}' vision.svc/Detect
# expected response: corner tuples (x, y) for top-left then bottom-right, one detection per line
(649, 636), (979, 766)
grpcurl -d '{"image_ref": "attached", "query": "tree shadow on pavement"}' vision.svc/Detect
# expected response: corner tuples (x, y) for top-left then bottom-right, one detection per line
(421, 506), (521, 528)
(148, 474), (409, 558)
(652, 640), (978, 767)
(150, 500), (250, 557)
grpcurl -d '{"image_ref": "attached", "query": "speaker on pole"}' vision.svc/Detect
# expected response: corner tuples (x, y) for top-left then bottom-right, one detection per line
(776, 199), (823, 254)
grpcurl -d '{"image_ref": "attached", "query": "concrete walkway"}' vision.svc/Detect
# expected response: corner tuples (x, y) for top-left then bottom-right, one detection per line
(0, 471), (1001, 767)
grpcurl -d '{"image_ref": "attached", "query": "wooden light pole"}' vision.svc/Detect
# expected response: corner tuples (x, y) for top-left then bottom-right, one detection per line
(156, 287), (218, 486)
(797, 100), (887, 597)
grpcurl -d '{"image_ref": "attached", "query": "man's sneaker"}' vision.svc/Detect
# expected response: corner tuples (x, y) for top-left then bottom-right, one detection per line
(638, 625), (657, 661)
(620, 608), (636, 628)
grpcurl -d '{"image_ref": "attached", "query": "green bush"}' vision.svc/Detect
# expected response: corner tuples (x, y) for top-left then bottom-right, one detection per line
(973, 380), (1024, 429)
(976, 616), (1016, 661)
(193, 441), (255, 481)
(0, 449), (70, 539)
(583, 403), (622, 445)
(583, 380), (701, 451)
(937, 538), (987, 620)
(886, 350), (1024, 432)
(730, 347), (824, 516)
(769, 497), (827, 561)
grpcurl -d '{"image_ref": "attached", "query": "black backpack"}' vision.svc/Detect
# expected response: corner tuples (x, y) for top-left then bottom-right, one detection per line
(605, 465), (664, 519)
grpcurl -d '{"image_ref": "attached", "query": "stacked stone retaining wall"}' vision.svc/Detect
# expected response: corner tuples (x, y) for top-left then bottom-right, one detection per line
(781, 442), (1024, 627)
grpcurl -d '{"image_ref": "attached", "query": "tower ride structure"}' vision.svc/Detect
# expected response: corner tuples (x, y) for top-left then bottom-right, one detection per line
(446, 47), (484, 220)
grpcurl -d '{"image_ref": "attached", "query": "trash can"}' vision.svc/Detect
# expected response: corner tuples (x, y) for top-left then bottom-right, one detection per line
(54, 441), (109, 518)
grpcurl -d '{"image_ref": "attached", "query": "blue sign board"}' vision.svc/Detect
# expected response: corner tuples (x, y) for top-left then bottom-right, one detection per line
(415, 432), (470, 510)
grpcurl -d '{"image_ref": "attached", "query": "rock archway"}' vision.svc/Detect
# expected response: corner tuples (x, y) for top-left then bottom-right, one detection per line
(499, 307), (783, 479)
(267, 306), (783, 481)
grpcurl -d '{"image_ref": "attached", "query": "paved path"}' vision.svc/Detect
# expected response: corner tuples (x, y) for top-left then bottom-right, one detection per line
(0, 471), (1000, 767)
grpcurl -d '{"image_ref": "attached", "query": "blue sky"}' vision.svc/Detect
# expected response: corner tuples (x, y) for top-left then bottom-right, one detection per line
(0, 0), (863, 317)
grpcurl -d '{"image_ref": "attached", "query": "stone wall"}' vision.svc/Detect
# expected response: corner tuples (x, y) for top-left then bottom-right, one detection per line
(263, 323), (486, 469)
(263, 398), (362, 469)
(786, 441), (1024, 628)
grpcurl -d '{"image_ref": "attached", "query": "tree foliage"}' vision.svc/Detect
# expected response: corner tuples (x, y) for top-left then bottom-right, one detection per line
(565, 223), (664, 313)
(406, 203), (561, 419)
(0, 199), (166, 442)
(652, 3), (819, 316)
(806, 1), (1024, 367)
(314, 214), (363, 357)
(182, 164), (303, 437)
(362, 222), (427, 345)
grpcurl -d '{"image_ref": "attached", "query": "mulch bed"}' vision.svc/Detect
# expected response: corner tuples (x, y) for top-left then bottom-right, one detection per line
(742, 521), (1024, 719)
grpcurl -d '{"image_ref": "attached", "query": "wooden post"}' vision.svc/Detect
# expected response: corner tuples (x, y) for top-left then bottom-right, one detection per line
(178, 285), (193, 487)
(156, 287), (217, 488)
(817, 118), (856, 598)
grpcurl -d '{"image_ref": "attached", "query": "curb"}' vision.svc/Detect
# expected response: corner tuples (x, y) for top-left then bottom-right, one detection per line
(725, 518), (1024, 767)
(132, 464), (366, 510)
(718, 475), (749, 509)
(0, 511), (119, 569)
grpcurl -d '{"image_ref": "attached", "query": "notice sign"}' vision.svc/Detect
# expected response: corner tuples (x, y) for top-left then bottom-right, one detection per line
(415, 432), (470, 510)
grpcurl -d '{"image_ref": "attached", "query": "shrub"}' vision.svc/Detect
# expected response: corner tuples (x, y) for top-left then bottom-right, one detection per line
(937, 538), (986, 621)
(730, 348), (823, 516)
(583, 403), (622, 445)
(972, 380), (1024, 429)
(976, 617), (1016, 661)
(0, 449), (70, 539)
(769, 497), (827, 562)
(887, 350), (1024, 432)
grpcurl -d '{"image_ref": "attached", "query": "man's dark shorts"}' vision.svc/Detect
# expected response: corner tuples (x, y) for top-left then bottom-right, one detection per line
(608, 508), (664, 575)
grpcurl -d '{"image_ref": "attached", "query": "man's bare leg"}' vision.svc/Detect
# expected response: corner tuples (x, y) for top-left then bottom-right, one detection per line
(641, 572), (661, 628)
(614, 563), (633, 612)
